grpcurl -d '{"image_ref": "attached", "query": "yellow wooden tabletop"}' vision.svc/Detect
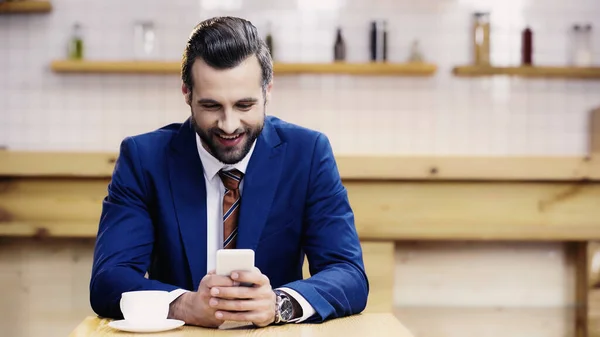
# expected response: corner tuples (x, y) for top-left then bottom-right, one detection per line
(68, 313), (413, 337)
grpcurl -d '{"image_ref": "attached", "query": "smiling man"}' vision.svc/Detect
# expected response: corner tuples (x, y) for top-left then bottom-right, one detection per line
(89, 16), (368, 328)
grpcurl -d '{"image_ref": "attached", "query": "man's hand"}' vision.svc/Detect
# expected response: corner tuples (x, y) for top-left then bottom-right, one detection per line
(168, 270), (236, 328)
(208, 267), (276, 327)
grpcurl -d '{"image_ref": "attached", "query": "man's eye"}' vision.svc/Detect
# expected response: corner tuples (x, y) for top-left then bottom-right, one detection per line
(202, 104), (220, 110)
(237, 104), (253, 110)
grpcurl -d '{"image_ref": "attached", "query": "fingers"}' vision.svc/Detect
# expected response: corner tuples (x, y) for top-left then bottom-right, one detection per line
(205, 268), (275, 327)
(231, 270), (270, 287)
(209, 298), (263, 311)
(210, 285), (257, 299)
(215, 308), (274, 325)
(201, 274), (237, 288)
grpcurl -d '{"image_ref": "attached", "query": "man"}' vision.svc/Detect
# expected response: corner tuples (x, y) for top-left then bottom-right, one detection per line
(90, 16), (368, 328)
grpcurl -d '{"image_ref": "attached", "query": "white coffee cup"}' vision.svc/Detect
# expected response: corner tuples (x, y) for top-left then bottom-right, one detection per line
(120, 290), (170, 326)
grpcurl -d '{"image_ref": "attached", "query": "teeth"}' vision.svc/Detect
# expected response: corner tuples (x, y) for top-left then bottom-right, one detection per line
(218, 134), (241, 140)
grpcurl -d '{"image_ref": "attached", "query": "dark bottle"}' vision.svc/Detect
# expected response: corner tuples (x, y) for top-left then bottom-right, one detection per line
(265, 22), (274, 59)
(334, 27), (346, 62)
(370, 21), (378, 61)
(382, 20), (388, 62)
(521, 26), (533, 66)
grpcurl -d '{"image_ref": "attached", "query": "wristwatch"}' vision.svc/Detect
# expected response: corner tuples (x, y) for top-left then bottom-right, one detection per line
(273, 290), (295, 324)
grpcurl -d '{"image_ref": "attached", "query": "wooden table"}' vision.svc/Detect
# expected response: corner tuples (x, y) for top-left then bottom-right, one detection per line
(68, 313), (413, 337)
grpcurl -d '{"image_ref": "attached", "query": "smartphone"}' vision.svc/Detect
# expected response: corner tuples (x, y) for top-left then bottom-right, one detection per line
(215, 249), (255, 277)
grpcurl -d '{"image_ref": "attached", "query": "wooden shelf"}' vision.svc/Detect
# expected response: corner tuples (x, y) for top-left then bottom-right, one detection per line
(50, 60), (180, 74)
(50, 60), (437, 76)
(274, 62), (437, 76)
(453, 65), (600, 79)
(0, 1), (52, 14)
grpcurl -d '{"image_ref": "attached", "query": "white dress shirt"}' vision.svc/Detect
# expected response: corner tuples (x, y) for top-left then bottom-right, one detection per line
(167, 134), (315, 323)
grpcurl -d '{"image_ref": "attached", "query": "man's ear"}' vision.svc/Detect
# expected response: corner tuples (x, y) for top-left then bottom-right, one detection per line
(182, 83), (192, 106)
(264, 80), (273, 105)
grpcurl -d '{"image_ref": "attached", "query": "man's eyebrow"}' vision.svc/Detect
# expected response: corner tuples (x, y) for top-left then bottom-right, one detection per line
(197, 99), (220, 104)
(236, 97), (259, 103)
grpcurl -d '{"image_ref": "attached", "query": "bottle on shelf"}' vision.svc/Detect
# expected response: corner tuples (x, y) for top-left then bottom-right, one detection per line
(408, 39), (424, 62)
(370, 21), (377, 61)
(265, 21), (274, 59)
(68, 22), (84, 60)
(521, 26), (533, 66)
(571, 24), (593, 67)
(369, 20), (388, 62)
(334, 27), (346, 62)
(133, 21), (156, 60)
(382, 20), (388, 62)
(472, 12), (491, 66)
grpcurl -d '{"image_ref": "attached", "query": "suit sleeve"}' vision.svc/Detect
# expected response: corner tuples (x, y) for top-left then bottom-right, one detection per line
(89, 137), (180, 319)
(281, 134), (369, 322)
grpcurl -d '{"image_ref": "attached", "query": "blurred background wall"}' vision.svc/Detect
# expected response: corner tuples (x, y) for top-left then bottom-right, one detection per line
(0, 0), (599, 336)
(1, 0), (599, 154)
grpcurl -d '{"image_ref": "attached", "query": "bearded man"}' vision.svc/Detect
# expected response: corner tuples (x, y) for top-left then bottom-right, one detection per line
(89, 16), (368, 328)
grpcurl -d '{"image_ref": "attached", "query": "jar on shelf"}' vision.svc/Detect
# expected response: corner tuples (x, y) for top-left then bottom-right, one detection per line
(571, 24), (593, 67)
(134, 21), (156, 60)
(473, 12), (491, 66)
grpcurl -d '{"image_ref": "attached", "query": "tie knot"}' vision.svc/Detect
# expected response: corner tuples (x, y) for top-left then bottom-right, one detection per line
(218, 169), (243, 190)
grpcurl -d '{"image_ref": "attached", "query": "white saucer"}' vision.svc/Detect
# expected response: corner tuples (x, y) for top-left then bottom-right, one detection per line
(108, 319), (185, 333)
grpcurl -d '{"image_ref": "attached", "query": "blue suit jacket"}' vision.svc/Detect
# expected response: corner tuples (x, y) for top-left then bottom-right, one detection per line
(90, 116), (368, 322)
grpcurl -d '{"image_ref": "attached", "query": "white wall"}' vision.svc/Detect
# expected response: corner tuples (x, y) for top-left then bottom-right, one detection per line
(1, 0), (599, 154)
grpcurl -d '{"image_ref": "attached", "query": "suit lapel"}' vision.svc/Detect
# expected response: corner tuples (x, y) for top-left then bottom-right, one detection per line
(237, 118), (286, 250)
(168, 118), (207, 289)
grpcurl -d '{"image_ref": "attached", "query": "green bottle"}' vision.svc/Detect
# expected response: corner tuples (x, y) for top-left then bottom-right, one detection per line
(265, 22), (274, 59)
(69, 23), (84, 60)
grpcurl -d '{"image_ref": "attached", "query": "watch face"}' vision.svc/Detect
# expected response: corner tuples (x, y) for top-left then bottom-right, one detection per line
(280, 297), (294, 321)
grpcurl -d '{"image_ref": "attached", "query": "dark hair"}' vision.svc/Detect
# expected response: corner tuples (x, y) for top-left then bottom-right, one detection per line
(181, 16), (273, 94)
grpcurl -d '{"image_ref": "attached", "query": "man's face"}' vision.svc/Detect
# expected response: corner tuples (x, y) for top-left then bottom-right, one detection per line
(184, 55), (271, 165)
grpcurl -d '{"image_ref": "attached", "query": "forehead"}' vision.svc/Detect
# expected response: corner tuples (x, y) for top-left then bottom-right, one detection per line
(190, 55), (263, 99)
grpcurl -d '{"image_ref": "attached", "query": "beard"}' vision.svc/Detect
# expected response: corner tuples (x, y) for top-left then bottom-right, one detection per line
(191, 112), (264, 165)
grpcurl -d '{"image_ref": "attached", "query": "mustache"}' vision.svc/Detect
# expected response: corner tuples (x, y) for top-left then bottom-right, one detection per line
(211, 128), (246, 136)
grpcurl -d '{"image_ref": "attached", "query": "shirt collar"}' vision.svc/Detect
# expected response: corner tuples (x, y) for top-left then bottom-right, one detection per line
(195, 133), (256, 180)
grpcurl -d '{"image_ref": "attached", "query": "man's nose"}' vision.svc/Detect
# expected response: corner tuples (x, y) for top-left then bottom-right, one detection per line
(217, 110), (241, 134)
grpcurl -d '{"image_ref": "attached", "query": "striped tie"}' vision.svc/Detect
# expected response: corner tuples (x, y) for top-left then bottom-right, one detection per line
(218, 169), (243, 249)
